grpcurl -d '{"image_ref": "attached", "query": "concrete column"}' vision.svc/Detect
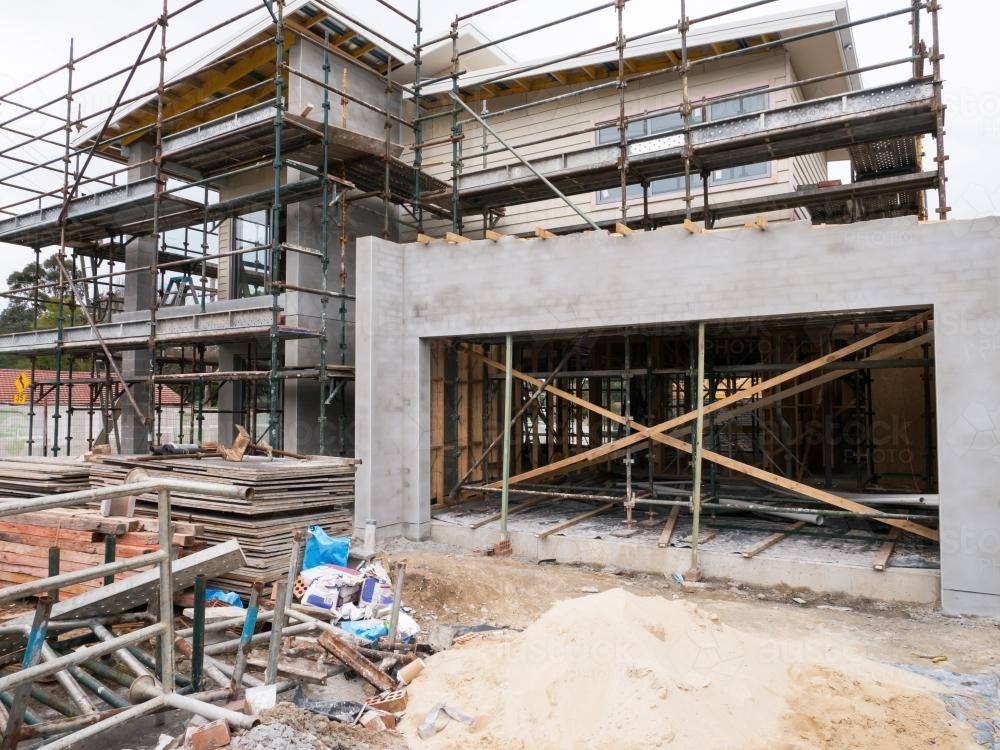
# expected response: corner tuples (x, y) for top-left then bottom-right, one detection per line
(281, 35), (400, 456)
(355, 237), (404, 537)
(119, 141), (155, 454)
(282, 194), (325, 454)
(281, 192), (383, 456)
(216, 347), (241, 448)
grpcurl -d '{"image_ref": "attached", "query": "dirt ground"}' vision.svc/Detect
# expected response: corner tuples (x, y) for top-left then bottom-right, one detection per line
(388, 543), (1000, 748)
(6, 542), (998, 748)
(231, 705), (408, 750)
(394, 543), (1000, 677)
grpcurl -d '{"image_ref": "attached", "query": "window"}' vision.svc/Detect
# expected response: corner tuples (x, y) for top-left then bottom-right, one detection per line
(596, 109), (704, 147)
(594, 88), (771, 204)
(711, 162), (770, 184)
(709, 89), (768, 120)
(651, 172), (705, 195)
(595, 109), (706, 203)
(596, 183), (644, 204)
(649, 109), (703, 134)
(232, 210), (270, 298)
(597, 126), (618, 145)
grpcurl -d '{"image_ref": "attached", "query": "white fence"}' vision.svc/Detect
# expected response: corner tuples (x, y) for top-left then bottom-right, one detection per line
(0, 407), (219, 457)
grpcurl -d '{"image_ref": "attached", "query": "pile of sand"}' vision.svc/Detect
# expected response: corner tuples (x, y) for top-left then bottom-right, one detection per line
(399, 589), (975, 749)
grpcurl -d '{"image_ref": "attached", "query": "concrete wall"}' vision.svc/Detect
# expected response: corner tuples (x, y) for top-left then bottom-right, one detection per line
(355, 216), (1000, 616)
(289, 37), (400, 142)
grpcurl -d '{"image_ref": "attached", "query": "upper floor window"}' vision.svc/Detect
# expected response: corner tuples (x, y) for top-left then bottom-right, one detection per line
(711, 162), (770, 184)
(595, 88), (770, 204)
(596, 108), (705, 145)
(709, 89), (768, 120)
(232, 210), (270, 299)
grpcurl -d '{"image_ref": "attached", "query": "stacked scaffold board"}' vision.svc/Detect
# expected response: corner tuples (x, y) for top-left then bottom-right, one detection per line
(89, 454), (358, 596)
(0, 457), (92, 497)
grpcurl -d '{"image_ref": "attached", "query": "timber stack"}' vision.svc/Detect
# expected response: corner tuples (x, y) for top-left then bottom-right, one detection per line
(0, 457), (91, 496)
(0, 508), (203, 596)
(89, 454), (358, 595)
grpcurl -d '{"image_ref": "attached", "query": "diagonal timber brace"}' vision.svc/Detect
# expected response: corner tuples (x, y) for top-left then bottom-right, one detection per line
(650, 432), (937, 541)
(478, 310), (931, 488)
(459, 310), (938, 541)
(672, 331), (934, 439)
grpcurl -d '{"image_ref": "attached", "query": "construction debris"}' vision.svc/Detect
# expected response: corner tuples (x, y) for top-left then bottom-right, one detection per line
(6, 539), (243, 625)
(416, 703), (474, 740)
(189, 718), (231, 750)
(216, 426), (252, 463)
(230, 704), (407, 750)
(317, 632), (396, 693)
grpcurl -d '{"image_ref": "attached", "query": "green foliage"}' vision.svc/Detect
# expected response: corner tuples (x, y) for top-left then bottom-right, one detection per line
(0, 253), (67, 369)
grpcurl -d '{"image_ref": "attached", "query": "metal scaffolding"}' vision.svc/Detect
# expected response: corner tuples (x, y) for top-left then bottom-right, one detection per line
(413, 0), (945, 235)
(0, 0), (437, 456)
(0, 0), (947, 459)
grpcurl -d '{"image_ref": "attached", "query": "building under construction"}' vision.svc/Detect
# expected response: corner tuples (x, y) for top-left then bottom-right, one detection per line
(4, 0), (998, 618)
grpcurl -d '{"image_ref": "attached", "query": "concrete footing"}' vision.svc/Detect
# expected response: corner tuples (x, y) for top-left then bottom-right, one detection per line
(430, 520), (941, 605)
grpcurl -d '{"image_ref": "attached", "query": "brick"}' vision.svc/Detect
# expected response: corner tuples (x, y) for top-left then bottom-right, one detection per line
(378, 711), (397, 730)
(365, 687), (407, 713)
(190, 719), (231, 750)
(222, 699), (248, 714)
(359, 710), (387, 731)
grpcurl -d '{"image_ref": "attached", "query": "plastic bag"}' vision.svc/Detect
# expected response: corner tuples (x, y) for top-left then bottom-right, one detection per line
(292, 685), (363, 723)
(303, 525), (350, 569)
(205, 589), (243, 608)
(339, 619), (389, 642)
(395, 611), (420, 641)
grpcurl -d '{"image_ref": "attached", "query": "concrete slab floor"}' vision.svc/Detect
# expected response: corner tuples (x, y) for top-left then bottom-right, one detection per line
(431, 499), (941, 605)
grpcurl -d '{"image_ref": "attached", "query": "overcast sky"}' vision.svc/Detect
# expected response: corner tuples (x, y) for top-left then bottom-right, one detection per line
(0, 0), (993, 293)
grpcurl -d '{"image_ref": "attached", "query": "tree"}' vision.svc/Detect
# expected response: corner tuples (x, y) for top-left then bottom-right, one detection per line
(4, 254), (61, 314)
(0, 253), (63, 369)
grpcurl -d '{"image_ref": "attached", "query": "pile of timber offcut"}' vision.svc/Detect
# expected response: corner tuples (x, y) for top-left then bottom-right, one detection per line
(0, 508), (203, 597)
(89, 454), (358, 596)
(0, 457), (92, 497)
